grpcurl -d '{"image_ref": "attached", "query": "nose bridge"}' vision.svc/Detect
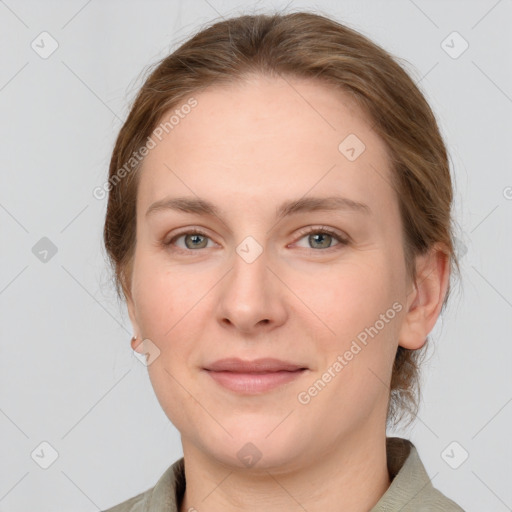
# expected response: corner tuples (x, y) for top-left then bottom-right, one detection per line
(231, 235), (272, 298)
(215, 234), (285, 330)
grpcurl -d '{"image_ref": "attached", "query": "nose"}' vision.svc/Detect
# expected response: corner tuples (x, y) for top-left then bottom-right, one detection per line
(215, 243), (288, 334)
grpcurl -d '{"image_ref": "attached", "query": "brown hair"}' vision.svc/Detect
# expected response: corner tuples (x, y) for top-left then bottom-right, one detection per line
(103, 10), (461, 429)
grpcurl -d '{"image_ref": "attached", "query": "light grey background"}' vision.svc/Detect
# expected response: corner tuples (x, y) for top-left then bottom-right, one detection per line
(1, 0), (511, 511)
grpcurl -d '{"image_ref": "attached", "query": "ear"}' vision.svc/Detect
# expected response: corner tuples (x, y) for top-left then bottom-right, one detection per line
(124, 275), (144, 355)
(398, 244), (451, 350)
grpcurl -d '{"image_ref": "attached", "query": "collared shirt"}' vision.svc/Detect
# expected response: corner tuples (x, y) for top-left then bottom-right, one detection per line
(102, 437), (464, 511)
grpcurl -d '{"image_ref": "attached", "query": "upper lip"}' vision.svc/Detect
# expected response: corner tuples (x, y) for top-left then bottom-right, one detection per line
(204, 358), (307, 373)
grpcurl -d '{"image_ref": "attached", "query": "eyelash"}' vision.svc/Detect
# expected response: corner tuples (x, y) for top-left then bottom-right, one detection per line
(163, 226), (349, 254)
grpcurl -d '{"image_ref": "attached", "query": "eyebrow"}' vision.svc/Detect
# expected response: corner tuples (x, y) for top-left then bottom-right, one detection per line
(145, 195), (371, 220)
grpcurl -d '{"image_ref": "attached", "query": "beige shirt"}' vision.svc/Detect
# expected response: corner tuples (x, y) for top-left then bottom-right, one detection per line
(103, 437), (464, 511)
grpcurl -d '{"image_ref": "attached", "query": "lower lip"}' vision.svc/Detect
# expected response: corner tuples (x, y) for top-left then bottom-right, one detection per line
(204, 369), (307, 394)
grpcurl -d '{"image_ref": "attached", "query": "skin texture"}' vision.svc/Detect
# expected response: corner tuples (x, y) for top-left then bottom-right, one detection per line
(125, 74), (450, 511)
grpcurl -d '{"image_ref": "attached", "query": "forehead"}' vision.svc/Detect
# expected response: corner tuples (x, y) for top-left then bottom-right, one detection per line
(137, 75), (396, 218)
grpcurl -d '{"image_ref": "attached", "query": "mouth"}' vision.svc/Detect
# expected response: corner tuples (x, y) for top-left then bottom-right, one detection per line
(203, 358), (309, 394)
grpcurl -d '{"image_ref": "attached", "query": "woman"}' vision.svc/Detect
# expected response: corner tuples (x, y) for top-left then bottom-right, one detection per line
(101, 10), (464, 512)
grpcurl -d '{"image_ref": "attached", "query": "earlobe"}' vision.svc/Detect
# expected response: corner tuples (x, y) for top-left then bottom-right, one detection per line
(398, 245), (450, 351)
(125, 292), (143, 353)
(130, 335), (144, 353)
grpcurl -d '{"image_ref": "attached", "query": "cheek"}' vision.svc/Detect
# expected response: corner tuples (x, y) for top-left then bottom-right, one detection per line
(131, 261), (203, 427)
(303, 260), (394, 333)
(131, 256), (190, 343)
(305, 260), (400, 382)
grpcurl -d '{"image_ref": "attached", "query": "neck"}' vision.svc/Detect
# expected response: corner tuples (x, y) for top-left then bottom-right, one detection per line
(178, 426), (391, 512)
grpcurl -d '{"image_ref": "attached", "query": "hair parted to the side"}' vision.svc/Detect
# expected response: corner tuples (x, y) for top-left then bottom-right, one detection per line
(102, 10), (461, 430)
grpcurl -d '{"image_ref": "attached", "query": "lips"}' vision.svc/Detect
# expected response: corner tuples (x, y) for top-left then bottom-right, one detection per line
(204, 357), (307, 373)
(203, 358), (309, 394)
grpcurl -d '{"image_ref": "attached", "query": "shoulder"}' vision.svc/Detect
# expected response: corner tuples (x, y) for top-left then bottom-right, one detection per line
(102, 487), (154, 512)
(101, 488), (150, 512)
(101, 458), (185, 512)
(410, 486), (465, 511)
(371, 437), (465, 511)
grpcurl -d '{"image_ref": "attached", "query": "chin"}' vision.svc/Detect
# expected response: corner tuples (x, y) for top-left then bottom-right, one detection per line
(197, 423), (309, 471)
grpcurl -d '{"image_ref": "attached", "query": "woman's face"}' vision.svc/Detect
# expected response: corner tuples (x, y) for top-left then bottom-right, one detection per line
(126, 75), (415, 469)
